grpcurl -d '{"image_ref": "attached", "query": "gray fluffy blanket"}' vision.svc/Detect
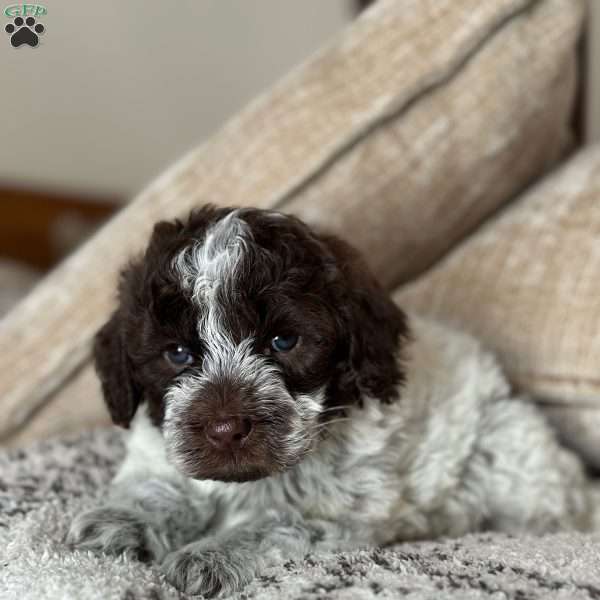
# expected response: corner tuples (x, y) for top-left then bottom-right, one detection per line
(2, 429), (600, 600)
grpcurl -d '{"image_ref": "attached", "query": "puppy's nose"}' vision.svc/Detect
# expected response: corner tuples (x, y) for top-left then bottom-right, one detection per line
(205, 417), (252, 450)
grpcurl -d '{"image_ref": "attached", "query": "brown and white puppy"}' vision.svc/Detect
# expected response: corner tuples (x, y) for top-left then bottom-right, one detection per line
(68, 205), (594, 597)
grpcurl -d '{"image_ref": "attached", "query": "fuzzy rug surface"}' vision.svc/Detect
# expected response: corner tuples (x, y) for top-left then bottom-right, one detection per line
(2, 429), (600, 600)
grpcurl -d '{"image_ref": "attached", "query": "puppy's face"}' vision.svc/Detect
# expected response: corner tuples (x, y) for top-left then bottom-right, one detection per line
(95, 206), (407, 482)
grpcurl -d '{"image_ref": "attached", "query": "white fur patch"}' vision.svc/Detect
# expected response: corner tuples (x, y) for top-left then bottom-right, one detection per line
(114, 406), (175, 485)
(173, 210), (250, 306)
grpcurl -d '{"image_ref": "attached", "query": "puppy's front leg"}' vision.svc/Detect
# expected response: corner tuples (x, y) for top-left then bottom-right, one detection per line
(161, 513), (351, 597)
(67, 475), (216, 562)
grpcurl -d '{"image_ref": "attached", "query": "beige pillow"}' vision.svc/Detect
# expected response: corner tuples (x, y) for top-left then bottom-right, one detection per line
(0, 0), (584, 445)
(395, 147), (600, 467)
(288, 0), (583, 287)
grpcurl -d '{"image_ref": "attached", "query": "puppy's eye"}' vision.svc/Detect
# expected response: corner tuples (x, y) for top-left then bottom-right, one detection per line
(164, 345), (193, 367)
(270, 335), (298, 352)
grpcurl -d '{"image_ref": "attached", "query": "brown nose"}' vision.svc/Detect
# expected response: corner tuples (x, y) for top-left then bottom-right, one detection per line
(205, 417), (253, 450)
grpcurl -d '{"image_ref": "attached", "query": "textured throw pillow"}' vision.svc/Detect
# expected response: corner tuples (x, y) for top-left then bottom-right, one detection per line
(287, 0), (583, 288)
(0, 0), (584, 445)
(395, 147), (600, 468)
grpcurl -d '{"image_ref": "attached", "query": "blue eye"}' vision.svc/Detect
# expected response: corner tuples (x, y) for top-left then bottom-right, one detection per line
(164, 345), (193, 367)
(270, 335), (298, 352)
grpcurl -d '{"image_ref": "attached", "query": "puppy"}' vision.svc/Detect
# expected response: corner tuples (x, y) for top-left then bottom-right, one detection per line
(68, 205), (593, 596)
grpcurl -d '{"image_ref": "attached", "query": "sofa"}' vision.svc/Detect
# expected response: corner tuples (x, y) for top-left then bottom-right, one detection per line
(4, 0), (600, 598)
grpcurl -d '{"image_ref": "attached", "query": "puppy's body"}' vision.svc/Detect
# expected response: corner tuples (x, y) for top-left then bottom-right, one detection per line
(114, 315), (590, 544)
(68, 207), (593, 596)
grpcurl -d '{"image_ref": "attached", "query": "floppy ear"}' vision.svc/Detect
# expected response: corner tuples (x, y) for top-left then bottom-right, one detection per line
(320, 234), (409, 405)
(93, 310), (141, 428)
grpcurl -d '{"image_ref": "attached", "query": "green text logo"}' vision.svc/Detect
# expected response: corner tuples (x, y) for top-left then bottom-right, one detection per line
(4, 4), (46, 17)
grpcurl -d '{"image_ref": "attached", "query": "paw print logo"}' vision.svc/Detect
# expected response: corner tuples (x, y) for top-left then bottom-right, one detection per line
(5, 16), (44, 47)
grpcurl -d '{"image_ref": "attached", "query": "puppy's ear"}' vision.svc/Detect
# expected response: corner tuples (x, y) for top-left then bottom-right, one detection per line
(93, 310), (140, 428)
(320, 234), (409, 404)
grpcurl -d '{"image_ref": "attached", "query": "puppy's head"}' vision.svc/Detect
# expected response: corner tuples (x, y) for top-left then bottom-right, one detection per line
(95, 205), (408, 482)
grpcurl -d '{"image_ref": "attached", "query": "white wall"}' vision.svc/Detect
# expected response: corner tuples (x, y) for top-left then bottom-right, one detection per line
(0, 1), (350, 199)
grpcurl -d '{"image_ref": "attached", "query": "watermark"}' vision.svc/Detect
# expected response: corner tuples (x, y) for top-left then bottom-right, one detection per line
(4, 4), (46, 47)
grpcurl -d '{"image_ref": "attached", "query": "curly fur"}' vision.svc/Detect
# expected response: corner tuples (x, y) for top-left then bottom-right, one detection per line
(68, 205), (594, 596)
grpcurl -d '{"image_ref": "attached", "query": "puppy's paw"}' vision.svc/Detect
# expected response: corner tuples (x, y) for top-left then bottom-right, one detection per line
(66, 506), (169, 561)
(161, 542), (258, 597)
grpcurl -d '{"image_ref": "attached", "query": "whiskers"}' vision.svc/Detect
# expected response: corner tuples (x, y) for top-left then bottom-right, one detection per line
(282, 404), (357, 459)
(312, 416), (354, 439)
(310, 404), (357, 438)
(318, 405), (355, 415)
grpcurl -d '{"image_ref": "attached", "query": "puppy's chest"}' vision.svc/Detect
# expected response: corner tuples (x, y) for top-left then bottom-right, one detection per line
(207, 437), (404, 529)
